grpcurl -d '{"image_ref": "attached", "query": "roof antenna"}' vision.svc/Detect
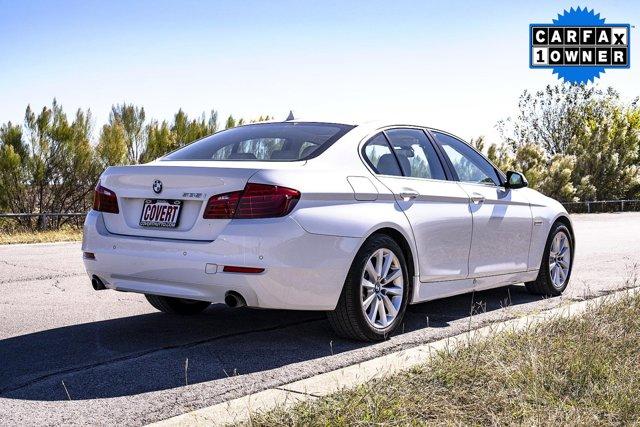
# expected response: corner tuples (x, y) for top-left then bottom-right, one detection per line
(286, 110), (295, 121)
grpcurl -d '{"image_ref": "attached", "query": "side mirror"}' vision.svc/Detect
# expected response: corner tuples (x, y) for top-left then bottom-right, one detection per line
(505, 171), (528, 189)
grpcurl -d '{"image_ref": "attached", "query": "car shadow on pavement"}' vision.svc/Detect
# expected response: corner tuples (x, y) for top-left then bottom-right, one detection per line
(0, 284), (546, 401)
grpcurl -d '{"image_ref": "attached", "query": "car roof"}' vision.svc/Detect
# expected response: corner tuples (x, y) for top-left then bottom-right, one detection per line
(240, 119), (443, 132)
(230, 120), (472, 148)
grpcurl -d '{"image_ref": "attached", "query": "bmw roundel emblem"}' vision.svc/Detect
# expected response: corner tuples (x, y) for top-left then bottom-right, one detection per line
(152, 179), (163, 194)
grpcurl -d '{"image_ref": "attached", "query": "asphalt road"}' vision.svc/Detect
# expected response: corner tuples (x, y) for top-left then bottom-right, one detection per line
(1, 213), (639, 426)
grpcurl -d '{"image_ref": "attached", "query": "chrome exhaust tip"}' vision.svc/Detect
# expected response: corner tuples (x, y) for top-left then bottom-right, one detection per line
(224, 291), (246, 308)
(91, 275), (107, 291)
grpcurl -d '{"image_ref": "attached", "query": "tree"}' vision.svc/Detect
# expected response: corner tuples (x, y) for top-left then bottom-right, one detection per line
(225, 115), (236, 129)
(171, 109), (217, 148)
(109, 104), (146, 164)
(486, 141), (576, 202)
(141, 120), (175, 163)
(497, 83), (640, 201)
(538, 155), (577, 202)
(23, 100), (100, 227)
(139, 109), (221, 162)
(207, 110), (219, 134)
(54, 108), (100, 217)
(497, 84), (606, 155)
(0, 122), (28, 160)
(250, 115), (272, 124)
(487, 143), (514, 173)
(0, 143), (27, 213)
(512, 144), (546, 190)
(0, 121), (28, 213)
(97, 121), (128, 167)
(569, 97), (640, 200)
(469, 136), (485, 153)
(0, 100), (272, 231)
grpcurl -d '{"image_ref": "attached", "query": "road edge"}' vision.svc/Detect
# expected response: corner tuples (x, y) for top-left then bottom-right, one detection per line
(0, 240), (81, 248)
(149, 286), (639, 426)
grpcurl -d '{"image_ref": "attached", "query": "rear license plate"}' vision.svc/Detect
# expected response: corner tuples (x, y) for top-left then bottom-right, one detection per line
(139, 199), (183, 228)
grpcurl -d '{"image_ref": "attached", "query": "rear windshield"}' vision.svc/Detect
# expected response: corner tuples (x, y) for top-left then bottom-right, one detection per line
(162, 122), (354, 161)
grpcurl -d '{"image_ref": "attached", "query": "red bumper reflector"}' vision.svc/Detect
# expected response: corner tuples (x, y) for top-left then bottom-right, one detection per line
(222, 265), (265, 274)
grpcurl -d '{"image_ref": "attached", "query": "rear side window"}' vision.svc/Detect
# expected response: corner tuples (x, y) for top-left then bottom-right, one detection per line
(163, 122), (354, 161)
(362, 133), (403, 176)
(385, 129), (446, 180)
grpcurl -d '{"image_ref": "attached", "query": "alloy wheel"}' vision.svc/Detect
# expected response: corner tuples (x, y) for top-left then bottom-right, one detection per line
(360, 248), (404, 329)
(549, 231), (571, 289)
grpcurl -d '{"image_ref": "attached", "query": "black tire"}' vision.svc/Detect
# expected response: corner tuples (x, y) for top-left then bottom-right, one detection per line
(525, 222), (574, 296)
(327, 234), (410, 341)
(145, 294), (211, 315)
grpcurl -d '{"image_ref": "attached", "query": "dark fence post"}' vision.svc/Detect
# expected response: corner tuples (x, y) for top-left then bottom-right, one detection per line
(38, 214), (48, 231)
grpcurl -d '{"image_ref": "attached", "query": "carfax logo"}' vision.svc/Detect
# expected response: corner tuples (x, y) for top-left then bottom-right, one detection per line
(530, 7), (630, 84)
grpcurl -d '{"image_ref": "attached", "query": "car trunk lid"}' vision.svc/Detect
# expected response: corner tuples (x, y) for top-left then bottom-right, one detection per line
(99, 162), (260, 240)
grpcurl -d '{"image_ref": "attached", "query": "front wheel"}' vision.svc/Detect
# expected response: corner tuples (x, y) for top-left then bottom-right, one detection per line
(145, 294), (211, 315)
(525, 222), (573, 296)
(327, 234), (410, 341)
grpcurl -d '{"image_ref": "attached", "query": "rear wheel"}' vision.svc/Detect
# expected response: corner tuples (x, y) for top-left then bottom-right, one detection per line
(328, 234), (409, 341)
(525, 223), (573, 296)
(145, 294), (211, 315)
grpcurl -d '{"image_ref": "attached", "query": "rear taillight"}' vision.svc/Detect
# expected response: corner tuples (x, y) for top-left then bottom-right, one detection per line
(93, 182), (119, 214)
(203, 183), (300, 219)
(236, 183), (301, 219)
(203, 191), (242, 219)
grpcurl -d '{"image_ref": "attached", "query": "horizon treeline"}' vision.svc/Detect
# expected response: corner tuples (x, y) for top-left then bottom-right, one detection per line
(485, 84), (640, 203)
(0, 101), (270, 228)
(1, 83), (639, 230)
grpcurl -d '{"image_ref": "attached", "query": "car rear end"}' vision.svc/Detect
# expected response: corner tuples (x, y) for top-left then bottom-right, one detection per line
(82, 122), (362, 310)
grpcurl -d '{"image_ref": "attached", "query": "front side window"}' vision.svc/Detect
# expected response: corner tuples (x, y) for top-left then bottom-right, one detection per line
(362, 133), (403, 176)
(163, 122), (353, 161)
(433, 131), (501, 186)
(385, 129), (446, 180)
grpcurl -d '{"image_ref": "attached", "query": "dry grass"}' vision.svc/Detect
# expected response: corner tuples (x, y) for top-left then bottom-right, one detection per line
(251, 292), (640, 426)
(0, 227), (83, 245)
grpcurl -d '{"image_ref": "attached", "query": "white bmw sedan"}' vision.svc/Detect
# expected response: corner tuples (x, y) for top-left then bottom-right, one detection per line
(83, 120), (574, 341)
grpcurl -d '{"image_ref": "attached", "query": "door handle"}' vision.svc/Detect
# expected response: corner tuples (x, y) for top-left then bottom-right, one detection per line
(399, 189), (419, 201)
(470, 192), (485, 204)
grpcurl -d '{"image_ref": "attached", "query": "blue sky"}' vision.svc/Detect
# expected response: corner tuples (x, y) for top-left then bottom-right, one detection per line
(1, 0), (638, 142)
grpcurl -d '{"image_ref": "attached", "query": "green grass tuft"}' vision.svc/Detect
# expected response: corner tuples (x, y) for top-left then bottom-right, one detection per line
(251, 293), (640, 426)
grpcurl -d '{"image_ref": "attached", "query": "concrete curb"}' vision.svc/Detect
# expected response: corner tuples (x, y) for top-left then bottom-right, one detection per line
(150, 287), (639, 426)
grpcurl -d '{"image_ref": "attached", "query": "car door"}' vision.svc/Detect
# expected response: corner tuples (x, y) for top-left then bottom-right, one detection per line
(431, 131), (533, 278)
(362, 129), (473, 282)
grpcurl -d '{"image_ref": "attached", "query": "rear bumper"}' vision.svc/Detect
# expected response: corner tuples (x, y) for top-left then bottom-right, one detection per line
(82, 211), (361, 310)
